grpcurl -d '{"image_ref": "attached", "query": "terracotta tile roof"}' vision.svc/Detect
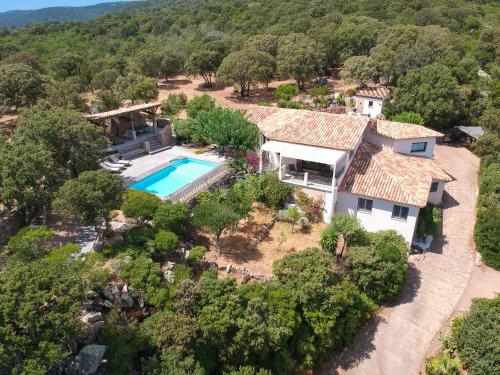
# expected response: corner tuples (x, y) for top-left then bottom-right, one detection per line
(338, 143), (452, 207)
(245, 106), (369, 150)
(372, 120), (444, 139)
(355, 86), (391, 99)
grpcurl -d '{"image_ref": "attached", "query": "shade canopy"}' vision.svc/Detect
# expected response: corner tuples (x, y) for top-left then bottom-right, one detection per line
(85, 102), (161, 122)
(261, 140), (346, 165)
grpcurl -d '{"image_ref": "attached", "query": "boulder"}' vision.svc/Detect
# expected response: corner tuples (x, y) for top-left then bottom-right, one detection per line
(119, 293), (134, 309)
(66, 344), (107, 375)
(89, 320), (105, 334)
(99, 300), (114, 309)
(81, 300), (94, 311)
(80, 312), (103, 325)
(102, 287), (114, 302)
(85, 290), (99, 299)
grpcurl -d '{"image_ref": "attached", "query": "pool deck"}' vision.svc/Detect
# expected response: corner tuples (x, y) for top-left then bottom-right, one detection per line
(120, 146), (226, 183)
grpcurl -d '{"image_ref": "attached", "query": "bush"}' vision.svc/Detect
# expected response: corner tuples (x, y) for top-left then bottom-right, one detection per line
(347, 231), (408, 303)
(161, 93), (187, 117)
(173, 118), (205, 144)
(474, 206), (500, 269)
(154, 230), (179, 257)
(186, 94), (216, 119)
(320, 214), (368, 253)
(295, 190), (324, 222)
(123, 225), (156, 247)
(6, 226), (54, 261)
(425, 350), (460, 375)
(172, 264), (193, 285)
(417, 204), (441, 238)
(451, 296), (499, 375)
(153, 202), (191, 237)
(122, 189), (162, 222)
(391, 112), (425, 125)
(277, 100), (302, 109)
(187, 245), (207, 267)
(258, 173), (293, 209)
(309, 86), (330, 96)
(275, 83), (299, 101)
(471, 134), (500, 158)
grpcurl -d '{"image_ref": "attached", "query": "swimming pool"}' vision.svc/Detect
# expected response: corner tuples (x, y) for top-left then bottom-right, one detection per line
(129, 158), (219, 197)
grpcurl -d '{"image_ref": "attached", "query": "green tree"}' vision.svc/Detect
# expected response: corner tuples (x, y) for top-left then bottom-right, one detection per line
(53, 170), (125, 230)
(288, 207), (301, 233)
(194, 201), (242, 255)
(91, 68), (120, 91)
(0, 52), (43, 72)
(392, 64), (460, 128)
(39, 79), (88, 112)
(153, 202), (191, 237)
(474, 206), (500, 269)
(0, 256), (100, 373)
(275, 83), (300, 101)
(15, 107), (107, 177)
(185, 40), (229, 87)
(0, 63), (45, 110)
(417, 204), (441, 237)
(391, 112), (425, 125)
(196, 108), (260, 152)
(186, 94), (216, 119)
(277, 33), (326, 89)
(257, 173), (293, 210)
(341, 56), (375, 86)
(93, 89), (121, 112)
(114, 73), (159, 104)
(243, 34), (279, 57)
(479, 107), (500, 135)
(217, 49), (275, 96)
(144, 347), (205, 375)
(471, 134), (500, 158)
(49, 51), (85, 80)
(122, 189), (162, 223)
(161, 93), (187, 117)
(173, 118), (203, 144)
(347, 231), (408, 303)
(133, 48), (182, 80)
(451, 296), (499, 375)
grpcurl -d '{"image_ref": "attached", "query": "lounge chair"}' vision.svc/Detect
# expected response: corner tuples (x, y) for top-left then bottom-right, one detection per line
(102, 160), (126, 170)
(109, 155), (131, 166)
(100, 163), (122, 173)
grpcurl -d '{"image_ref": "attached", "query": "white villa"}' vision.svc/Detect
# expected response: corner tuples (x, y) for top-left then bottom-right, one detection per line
(352, 86), (391, 118)
(246, 106), (452, 244)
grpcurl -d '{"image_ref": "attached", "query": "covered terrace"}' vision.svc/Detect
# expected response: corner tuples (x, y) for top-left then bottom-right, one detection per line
(259, 140), (348, 192)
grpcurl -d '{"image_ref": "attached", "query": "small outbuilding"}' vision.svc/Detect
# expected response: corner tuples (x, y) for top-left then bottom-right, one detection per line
(352, 86), (391, 118)
(452, 126), (485, 144)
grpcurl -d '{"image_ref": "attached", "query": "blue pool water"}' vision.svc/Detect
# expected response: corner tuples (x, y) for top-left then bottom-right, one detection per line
(130, 158), (219, 197)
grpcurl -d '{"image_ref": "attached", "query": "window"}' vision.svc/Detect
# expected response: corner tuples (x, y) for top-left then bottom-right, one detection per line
(430, 181), (439, 192)
(357, 198), (373, 212)
(368, 100), (374, 108)
(411, 142), (427, 153)
(392, 205), (409, 221)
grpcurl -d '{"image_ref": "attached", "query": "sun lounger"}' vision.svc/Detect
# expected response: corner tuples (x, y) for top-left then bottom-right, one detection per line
(109, 155), (131, 166)
(100, 163), (122, 173)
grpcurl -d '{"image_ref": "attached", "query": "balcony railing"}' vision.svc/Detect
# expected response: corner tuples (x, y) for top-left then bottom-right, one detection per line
(280, 167), (333, 192)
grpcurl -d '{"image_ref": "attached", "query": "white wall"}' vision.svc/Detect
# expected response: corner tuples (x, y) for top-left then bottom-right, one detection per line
(428, 181), (445, 205)
(336, 192), (419, 244)
(363, 129), (395, 151)
(393, 137), (436, 158)
(354, 97), (384, 117)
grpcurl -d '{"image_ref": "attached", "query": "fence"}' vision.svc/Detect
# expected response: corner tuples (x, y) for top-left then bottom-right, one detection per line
(166, 163), (231, 203)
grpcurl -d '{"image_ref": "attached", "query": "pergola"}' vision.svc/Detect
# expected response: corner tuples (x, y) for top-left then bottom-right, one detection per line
(85, 102), (162, 141)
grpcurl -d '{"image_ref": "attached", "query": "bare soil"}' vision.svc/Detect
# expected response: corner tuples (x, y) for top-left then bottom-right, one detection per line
(201, 203), (326, 275)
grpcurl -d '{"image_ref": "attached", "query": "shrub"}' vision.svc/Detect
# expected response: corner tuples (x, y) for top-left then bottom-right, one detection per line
(161, 93), (187, 117)
(259, 101), (270, 106)
(172, 264), (193, 285)
(471, 134), (500, 158)
(173, 118), (205, 144)
(258, 173), (293, 209)
(347, 231), (408, 303)
(277, 100), (302, 109)
(123, 225), (156, 247)
(425, 350), (460, 375)
(309, 86), (330, 96)
(122, 189), (162, 222)
(187, 245), (207, 267)
(320, 214), (368, 253)
(186, 94), (216, 118)
(6, 226), (54, 261)
(474, 206), (500, 269)
(451, 296), (499, 375)
(417, 204), (441, 238)
(154, 230), (179, 257)
(391, 112), (425, 125)
(295, 190), (324, 222)
(345, 88), (356, 97)
(275, 83), (300, 101)
(336, 93), (346, 106)
(153, 202), (191, 237)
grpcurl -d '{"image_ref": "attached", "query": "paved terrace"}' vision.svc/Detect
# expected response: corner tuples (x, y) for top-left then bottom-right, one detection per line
(120, 146), (226, 182)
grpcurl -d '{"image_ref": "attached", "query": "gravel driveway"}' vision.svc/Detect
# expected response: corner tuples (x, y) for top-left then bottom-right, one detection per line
(319, 145), (479, 375)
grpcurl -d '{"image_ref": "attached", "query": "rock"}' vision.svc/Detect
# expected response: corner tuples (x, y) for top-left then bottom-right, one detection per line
(207, 262), (218, 271)
(119, 293), (134, 309)
(85, 290), (99, 299)
(82, 300), (94, 311)
(102, 287), (114, 302)
(66, 344), (107, 375)
(226, 264), (232, 274)
(122, 284), (128, 293)
(138, 297), (145, 309)
(89, 320), (105, 334)
(162, 261), (176, 283)
(110, 284), (121, 300)
(80, 312), (103, 325)
(99, 300), (114, 309)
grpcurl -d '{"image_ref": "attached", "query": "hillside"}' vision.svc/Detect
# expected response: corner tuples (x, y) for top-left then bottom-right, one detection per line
(0, 1), (143, 28)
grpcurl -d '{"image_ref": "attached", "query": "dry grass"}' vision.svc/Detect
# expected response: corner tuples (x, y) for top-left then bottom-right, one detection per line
(202, 203), (326, 275)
